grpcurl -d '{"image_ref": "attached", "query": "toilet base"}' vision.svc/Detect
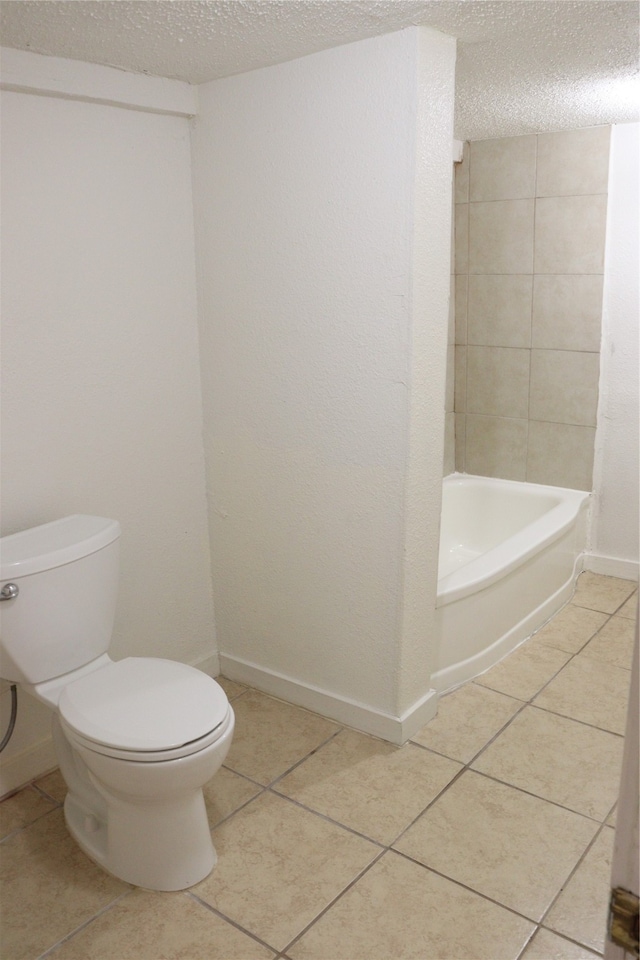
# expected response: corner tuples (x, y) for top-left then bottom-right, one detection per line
(64, 787), (217, 891)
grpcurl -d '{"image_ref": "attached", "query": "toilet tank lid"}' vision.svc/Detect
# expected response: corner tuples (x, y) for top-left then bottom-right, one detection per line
(0, 515), (120, 579)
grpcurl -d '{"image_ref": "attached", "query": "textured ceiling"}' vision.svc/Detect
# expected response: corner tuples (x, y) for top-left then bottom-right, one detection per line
(1, 0), (638, 139)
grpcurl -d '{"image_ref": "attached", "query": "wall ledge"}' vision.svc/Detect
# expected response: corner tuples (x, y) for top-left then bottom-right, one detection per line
(0, 47), (197, 116)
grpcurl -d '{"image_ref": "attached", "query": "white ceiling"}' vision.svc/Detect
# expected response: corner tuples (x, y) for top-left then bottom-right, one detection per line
(1, 0), (638, 139)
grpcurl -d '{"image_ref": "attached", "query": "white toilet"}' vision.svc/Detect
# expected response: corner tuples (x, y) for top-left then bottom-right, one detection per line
(0, 515), (234, 891)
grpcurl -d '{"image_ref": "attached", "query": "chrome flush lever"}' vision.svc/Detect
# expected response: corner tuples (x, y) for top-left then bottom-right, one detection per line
(0, 584), (19, 601)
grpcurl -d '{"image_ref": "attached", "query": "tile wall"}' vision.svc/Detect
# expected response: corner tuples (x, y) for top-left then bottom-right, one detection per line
(453, 126), (610, 489)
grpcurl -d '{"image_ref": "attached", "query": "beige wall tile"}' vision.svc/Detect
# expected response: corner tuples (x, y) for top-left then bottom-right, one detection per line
(529, 349), (600, 426)
(447, 280), (455, 343)
(526, 421), (595, 490)
(454, 345), (467, 412)
(536, 126), (611, 198)
(465, 415), (528, 481)
(468, 274), (533, 347)
(466, 346), (530, 418)
(469, 199), (535, 274)
(534, 195), (608, 274)
(444, 411), (455, 476)
(455, 274), (468, 344)
(454, 141), (470, 203)
(454, 413), (466, 471)
(532, 275), (603, 351)
(470, 135), (537, 201)
(455, 203), (469, 274)
(446, 344), (455, 412)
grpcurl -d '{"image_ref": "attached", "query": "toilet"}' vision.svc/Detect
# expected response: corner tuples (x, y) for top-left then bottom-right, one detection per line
(0, 515), (234, 891)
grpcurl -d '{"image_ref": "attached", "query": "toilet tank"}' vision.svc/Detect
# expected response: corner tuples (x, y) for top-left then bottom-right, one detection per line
(0, 516), (120, 684)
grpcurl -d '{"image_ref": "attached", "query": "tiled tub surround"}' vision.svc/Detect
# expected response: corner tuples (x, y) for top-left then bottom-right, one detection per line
(454, 126), (610, 490)
(1, 572), (636, 960)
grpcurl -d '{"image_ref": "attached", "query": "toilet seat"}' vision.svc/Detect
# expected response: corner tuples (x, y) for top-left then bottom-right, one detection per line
(58, 657), (229, 761)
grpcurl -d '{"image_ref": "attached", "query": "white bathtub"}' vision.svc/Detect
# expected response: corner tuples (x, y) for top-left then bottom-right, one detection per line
(433, 474), (590, 693)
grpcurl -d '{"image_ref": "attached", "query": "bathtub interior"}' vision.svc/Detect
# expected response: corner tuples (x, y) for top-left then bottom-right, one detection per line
(438, 476), (563, 579)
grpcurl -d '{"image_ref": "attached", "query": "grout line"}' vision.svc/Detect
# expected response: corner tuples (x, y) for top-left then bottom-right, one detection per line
(36, 891), (132, 960)
(0, 801), (64, 846)
(279, 849), (387, 957)
(186, 891), (282, 957)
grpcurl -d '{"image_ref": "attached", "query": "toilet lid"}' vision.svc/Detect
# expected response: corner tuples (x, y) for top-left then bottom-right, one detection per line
(58, 658), (229, 752)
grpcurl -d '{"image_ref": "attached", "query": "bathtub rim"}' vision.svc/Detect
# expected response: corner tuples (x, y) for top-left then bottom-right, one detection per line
(438, 474), (591, 606)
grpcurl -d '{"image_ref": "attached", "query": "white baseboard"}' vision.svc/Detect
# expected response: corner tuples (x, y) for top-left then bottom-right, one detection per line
(218, 654), (437, 745)
(192, 652), (221, 678)
(583, 554), (639, 581)
(0, 736), (57, 799)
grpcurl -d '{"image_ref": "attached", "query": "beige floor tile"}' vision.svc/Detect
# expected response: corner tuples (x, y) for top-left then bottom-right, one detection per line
(411, 682), (522, 763)
(616, 592), (638, 619)
(0, 784), (57, 839)
(34, 768), (68, 803)
(534, 654), (631, 734)
(520, 928), (601, 959)
(580, 616), (636, 670)
(530, 605), (608, 655)
(288, 850), (534, 960)
(472, 706), (623, 820)
(275, 728), (461, 844)
(393, 772), (597, 922)
(194, 791), (378, 951)
(0, 810), (129, 960)
(203, 766), (263, 828)
(606, 805), (617, 827)
(49, 888), (275, 959)
(223, 690), (340, 785)
(475, 642), (571, 701)
(545, 827), (615, 953)
(572, 572), (637, 614)
(215, 676), (248, 700)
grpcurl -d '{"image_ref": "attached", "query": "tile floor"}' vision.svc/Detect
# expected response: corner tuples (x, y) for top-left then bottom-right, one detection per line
(0, 572), (636, 960)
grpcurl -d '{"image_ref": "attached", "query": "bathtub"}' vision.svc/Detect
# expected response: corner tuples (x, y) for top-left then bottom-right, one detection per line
(433, 474), (590, 693)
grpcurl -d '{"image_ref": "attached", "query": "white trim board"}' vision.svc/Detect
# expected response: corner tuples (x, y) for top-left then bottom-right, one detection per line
(0, 47), (197, 116)
(218, 654), (437, 745)
(583, 553), (639, 581)
(0, 736), (57, 799)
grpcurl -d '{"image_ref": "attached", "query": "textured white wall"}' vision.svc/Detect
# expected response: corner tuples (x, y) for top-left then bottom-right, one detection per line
(0, 83), (216, 788)
(193, 27), (455, 722)
(590, 122), (640, 573)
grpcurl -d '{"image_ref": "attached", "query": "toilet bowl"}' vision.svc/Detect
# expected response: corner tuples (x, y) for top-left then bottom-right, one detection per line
(0, 515), (234, 891)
